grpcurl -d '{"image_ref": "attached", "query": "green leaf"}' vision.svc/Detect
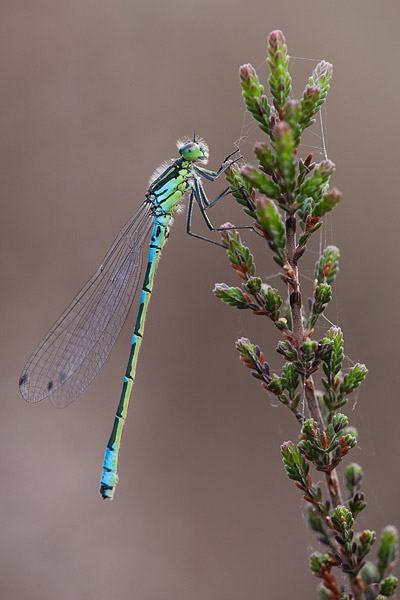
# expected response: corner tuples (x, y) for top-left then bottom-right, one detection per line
(235, 338), (282, 395)
(315, 246), (340, 285)
(283, 99), (302, 147)
(380, 576), (398, 597)
(276, 340), (298, 362)
(299, 85), (321, 131)
(313, 187), (341, 217)
(281, 440), (309, 484)
(332, 505), (354, 534)
(322, 327), (344, 376)
(378, 526), (399, 580)
(213, 283), (253, 309)
(340, 363), (368, 395)
(261, 284), (283, 320)
(282, 363), (299, 393)
(267, 30), (292, 110)
(360, 561), (379, 586)
(310, 552), (333, 576)
(307, 283), (332, 329)
(273, 121), (296, 194)
(224, 162), (254, 213)
(299, 60), (333, 134)
(239, 63), (271, 135)
(244, 276), (262, 295)
(254, 196), (286, 253)
(357, 529), (376, 561)
(315, 283), (332, 305)
(240, 164), (281, 197)
(301, 338), (319, 363)
(308, 60), (333, 113)
(254, 142), (275, 175)
(296, 160), (335, 211)
(220, 226), (256, 279)
(235, 337), (259, 364)
(345, 463), (363, 496)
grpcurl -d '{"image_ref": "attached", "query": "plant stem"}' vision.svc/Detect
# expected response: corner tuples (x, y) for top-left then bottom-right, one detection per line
(285, 215), (343, 508)
(350, 575), (363, 600)
(285, 216), (303, 351)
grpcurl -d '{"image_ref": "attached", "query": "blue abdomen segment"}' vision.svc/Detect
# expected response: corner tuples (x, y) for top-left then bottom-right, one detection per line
(100, 214), (171, 499)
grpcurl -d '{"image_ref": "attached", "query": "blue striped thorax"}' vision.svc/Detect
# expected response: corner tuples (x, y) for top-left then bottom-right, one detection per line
(147, 139), (209, 216)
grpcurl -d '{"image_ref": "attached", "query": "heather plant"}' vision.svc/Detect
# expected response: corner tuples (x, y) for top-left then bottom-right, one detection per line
(214, 30), (398, 600)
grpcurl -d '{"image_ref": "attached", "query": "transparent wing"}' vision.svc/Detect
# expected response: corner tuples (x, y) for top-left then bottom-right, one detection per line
(19, 201), (154, 408)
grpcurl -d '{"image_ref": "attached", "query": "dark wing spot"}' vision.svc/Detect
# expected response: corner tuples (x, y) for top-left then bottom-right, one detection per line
(47, 381), (54, 391)
(19, 374), (27, 387)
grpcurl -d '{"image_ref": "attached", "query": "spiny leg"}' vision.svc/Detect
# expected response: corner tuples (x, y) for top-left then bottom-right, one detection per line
(197, 185), (233, 208)
(193, 150), (242, 182)
(186, 181), (257, 248)
(195, 178), (264, 237)
(186, 190), (224, 247)
(194, 178), (257, 234)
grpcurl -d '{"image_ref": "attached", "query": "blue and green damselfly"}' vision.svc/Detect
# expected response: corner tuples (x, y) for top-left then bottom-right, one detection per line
(19, 138), (239, 499)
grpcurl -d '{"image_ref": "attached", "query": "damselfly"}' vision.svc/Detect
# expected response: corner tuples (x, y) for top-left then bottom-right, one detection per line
(19, 137), (239, 499)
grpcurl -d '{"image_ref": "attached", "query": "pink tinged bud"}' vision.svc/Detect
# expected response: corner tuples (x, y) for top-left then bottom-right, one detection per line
(304, 85), (319, 100)
(239, 164), (256, 179)
(326, 188), (341, 201)
(255, 196), (269, 211)
(220, 222), (235, 230)
(269, 30), (285, 50)
(274, 121), (290, 138)
(254, 142), (265, 154)
(239, 64), (256, 84)
(313, 61), (333, 83)
(287, 99), (299, 110)
(320, 160), (335, 175)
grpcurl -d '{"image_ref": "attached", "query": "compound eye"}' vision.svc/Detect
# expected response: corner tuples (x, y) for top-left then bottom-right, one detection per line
(179, 142), (201, 161)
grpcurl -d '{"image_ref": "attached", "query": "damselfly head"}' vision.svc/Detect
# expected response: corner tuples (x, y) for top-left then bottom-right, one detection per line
(177, 137), (209, 163)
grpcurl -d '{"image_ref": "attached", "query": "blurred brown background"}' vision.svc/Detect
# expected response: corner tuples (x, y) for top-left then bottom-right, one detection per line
(1, 1), (399, 598)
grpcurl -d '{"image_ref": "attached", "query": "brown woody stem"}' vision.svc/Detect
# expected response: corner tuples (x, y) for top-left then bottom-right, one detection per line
(285, 215), (343, 508)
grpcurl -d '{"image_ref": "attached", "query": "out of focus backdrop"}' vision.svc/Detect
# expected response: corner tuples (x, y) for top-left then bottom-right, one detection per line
(1, 1), (399, 598)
